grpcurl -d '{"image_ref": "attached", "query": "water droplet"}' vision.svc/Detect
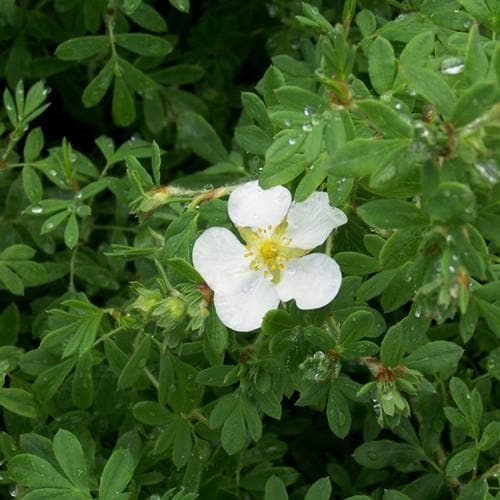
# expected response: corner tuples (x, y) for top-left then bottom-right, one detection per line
(448, 265), (455, 273)
(30, 205), (43, 214)
(302, 122), (313, 132)
(441, 57), (464, 75)
(42, 87), (52, 96)
(304, 106), (314, 116)
(288, 137), (297, 145)
(394, 102), (402, 110)
(284, 119), (292, 127)
(203, 183), (214, 190)
(6, 104), (14, 111)
(9, 485), (17, 497)
(45, 222), (54, 230)
(75, 192), (83, 200)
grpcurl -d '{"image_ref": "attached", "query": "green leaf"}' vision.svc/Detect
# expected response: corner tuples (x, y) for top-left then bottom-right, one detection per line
(479, 421), (500, 450)
(464, 24), (488, 83)
(324, 138), (410, 177)
(0, 264), (24, 295)
(381, 323), (406, 367)
(117, 335), (151, 389)
(451, 81), (497, 127)
(274, 85), (324, 112)
(353, 440), (423, 469)
(9, 454), (73, 489)
(99, 449), (134, 500)
(260, 154), (306, 188)
(379, 228), (422, 269)
(400, 65), (456, 117)
(41, 211), (70, 235)
(445, 447), (479, 477)
(327, 383), (351, 438)
(368, 37), (396, 95)
(404, 341), (463, 374)
(177, 112), (228, 164)
(71, 352), (94, 409)
(235, 125), (272, 155)
(356, 100), (413, 138)
(399, 31), (436, 67)
(265, 475), (288, 500)
(53, 429), (88, 490)
(133, 401), (171, 425)
(339, 311), (376, 345)
(82, 60), (114, 108)
(358, 200), (427, 229)
(169, 0), (189, 13)
(221, 404), (247, 455)
(427, 182), (476, 224)
(55, 36), (109, 60)
(64, 213), (79, 249)
(114, 34), (172, 57)
(172, 419), (192, 468)
(24, 127), (44, 162)
(0, 388), (37, 418)
(22, 166), (43, 203)
(33, 358), (76, 401)
(305, 477), (332, 500)
(112, 76), (136, 127)
(265, 131), (306, 164)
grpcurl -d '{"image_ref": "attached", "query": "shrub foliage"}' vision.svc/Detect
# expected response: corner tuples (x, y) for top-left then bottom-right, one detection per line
(0, 0), (499, 499)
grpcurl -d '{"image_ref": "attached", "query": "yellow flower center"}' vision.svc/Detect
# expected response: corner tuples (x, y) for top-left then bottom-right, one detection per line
(239, 223), (305, 283)
(260, 240), (280, 261)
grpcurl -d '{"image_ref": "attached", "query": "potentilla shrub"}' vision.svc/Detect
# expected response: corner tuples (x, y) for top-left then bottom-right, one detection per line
(0, 0), (499, 499)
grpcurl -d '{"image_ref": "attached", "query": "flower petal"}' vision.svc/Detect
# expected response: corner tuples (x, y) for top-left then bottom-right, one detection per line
(286, 192), (347, 249)
(277, 253), (342, 310)
(214, 274), (279, 332)
(192, 227), (252, 293)
(228, 181), (291, 229)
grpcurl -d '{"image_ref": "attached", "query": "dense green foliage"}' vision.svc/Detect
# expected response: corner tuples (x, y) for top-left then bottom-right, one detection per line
(1, 0), (500, 498)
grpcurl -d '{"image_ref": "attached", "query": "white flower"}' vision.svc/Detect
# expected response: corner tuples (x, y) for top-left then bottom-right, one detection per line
(192, 181), (347, 332)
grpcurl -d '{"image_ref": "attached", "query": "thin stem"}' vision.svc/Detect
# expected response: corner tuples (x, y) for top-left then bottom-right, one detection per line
(144, 367), (160, 389)
(94, 326), (125, 346)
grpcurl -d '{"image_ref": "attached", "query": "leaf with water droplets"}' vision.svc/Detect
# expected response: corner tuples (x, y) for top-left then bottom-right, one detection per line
(445, 447), (479, 477)
(99, 448), (135, 500)
(53, 429), (89, 490)
(326, 382), (351, 438)
(0, 388), (38, 418)
(8, 454), (73, 489)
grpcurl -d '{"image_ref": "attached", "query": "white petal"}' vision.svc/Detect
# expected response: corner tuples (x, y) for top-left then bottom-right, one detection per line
(286, 192), (347, 249)
(228, 181), (291, 229)
(214, 274), (280, 332)
(192, 227), (253, 293)
(277, 253), (342, 310)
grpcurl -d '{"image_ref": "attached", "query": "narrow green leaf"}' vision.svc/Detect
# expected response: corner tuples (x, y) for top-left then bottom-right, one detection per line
(324, 138), (410, 177)
(368, 37), (396, 94)
(400, 65), (456, 116)
(55, 36), (109, 60)
(0, 388), (37, 418)
(82, 60), (114, 108)
(356, 100), (413, 138)
(53, 429), (88, 490)
(112, 76), (136, 127)
(114, 34), (172, 57)
(99, 449), (134, 500)
(64, 213), (79, 249)
(177, 112), (228, 164)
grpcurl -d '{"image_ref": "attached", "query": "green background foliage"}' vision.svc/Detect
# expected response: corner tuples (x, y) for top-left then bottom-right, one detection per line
(1, 0), (500, 498)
